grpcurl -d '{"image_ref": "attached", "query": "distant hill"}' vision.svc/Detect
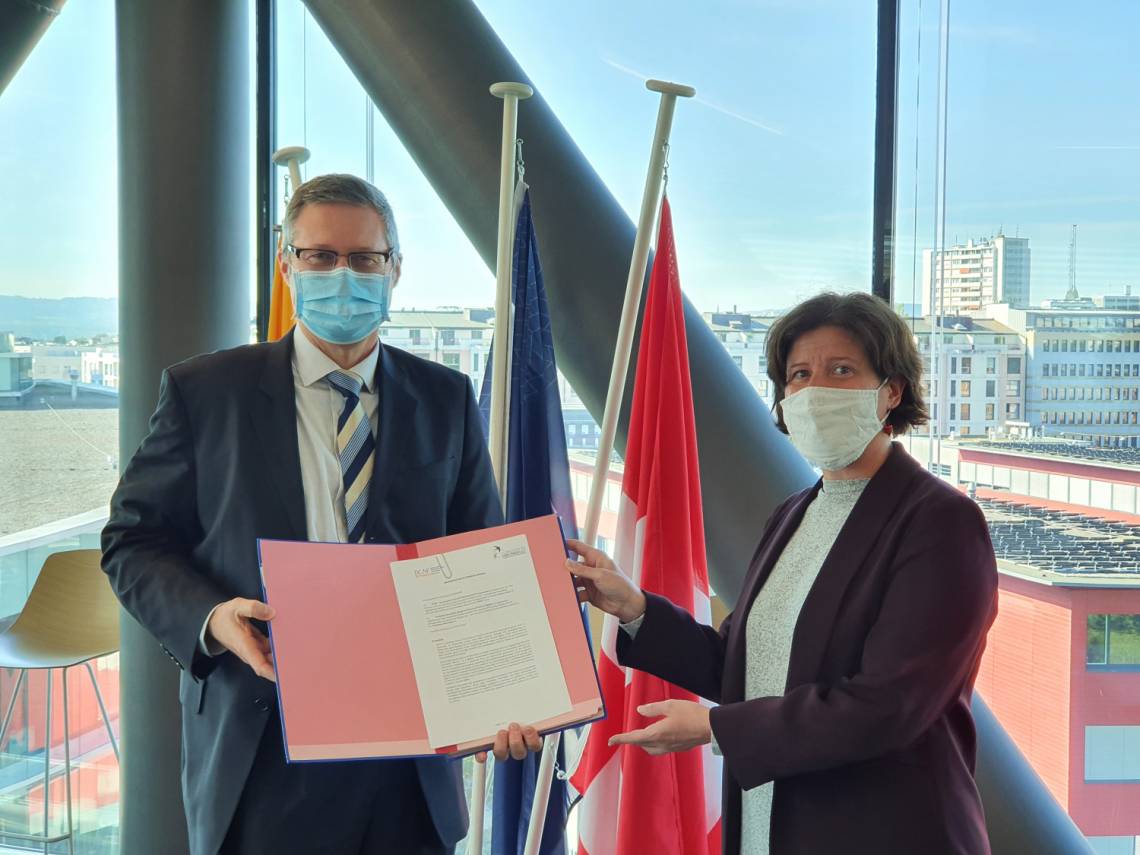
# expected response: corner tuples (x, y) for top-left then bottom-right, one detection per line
(0, 295), (118, 340)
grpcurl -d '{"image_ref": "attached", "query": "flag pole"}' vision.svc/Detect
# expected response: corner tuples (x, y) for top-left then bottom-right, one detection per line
(469, 80), (533, 855)
(582, 78), (694, 548)
(523, 79), (695, 855)
(487, 82), (534, 504)
(268, 147), (311, 341)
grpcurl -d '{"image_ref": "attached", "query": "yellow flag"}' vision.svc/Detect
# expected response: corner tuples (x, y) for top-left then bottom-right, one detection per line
(267, 236), (295, 341)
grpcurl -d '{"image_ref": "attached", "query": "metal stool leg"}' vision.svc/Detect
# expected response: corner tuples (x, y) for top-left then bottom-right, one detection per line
(62, 666), (74, 855)
(0, 668), (27, 747)
(0, 669), (79, 852)
(43, 668), (52, 855)
(84, 661), (119, 762)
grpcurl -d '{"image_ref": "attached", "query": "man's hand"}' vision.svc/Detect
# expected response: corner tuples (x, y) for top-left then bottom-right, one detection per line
(565, 539), (647, 624)
(206, 597), (277, 682)
(608, 700), (712, 755)
(474, 723), (543, 763)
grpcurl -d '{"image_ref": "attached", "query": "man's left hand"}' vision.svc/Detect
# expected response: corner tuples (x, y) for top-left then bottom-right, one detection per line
(608, 700), (712, 755)
(475, 723), (543, 763)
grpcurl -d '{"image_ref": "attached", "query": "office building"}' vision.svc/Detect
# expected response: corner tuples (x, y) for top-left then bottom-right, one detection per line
(0, 332), (33, 400)
(912, 316), (1026, 437)
(703, 311), (774, 404)
(950, 439), (1140, 851)
(922, 234), (1031, 315)
(983, 303), (1140, 447)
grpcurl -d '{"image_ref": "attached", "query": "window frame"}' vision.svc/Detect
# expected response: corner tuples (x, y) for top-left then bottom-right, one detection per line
(1087, 613), (1140, 673)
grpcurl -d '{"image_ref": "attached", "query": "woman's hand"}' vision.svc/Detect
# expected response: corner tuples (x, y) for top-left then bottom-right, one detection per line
(609, 700), (712, 755)
(566, 539), (647, 624)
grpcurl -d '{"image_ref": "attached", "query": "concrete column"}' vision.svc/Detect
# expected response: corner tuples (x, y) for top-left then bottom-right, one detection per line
(116, 1), (250, 851)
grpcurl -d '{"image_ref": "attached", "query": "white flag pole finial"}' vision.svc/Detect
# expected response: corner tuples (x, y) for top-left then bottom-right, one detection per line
(523, 79), (694, 855)
(272, 145), (311, 200)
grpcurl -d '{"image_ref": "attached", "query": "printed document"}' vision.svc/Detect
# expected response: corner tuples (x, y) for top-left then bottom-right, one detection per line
(390, 534), (573, 747)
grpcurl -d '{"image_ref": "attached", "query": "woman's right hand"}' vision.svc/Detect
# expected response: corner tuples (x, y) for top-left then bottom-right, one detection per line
(566, 539), (647, 624)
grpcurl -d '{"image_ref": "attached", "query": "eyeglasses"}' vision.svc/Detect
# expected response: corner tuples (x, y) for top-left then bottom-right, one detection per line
(288, 245), (397, 274)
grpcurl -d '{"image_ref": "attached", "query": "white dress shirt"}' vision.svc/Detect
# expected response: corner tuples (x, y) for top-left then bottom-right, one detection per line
(291, 329), (381, 544)
(199, 330), (380, 655)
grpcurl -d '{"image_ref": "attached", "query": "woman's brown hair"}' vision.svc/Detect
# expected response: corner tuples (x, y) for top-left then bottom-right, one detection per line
(765, 292), (929, 436)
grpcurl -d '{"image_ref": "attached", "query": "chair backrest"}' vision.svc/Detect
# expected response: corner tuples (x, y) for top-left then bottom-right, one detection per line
(9, 549), (120, 659)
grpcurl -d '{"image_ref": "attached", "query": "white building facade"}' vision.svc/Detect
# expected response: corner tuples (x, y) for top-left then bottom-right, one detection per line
(914, 317), (1027, 438)
(29, 344), (120, 389)
(703, 311), (774, 406)
(983, 303), (1140, 448)
(922, 234), (1031, 315)
(378, 309), (493, 391)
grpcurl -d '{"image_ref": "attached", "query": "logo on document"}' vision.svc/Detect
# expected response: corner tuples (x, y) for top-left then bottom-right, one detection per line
(492, 542), (528, 561)
(413, 557), (454, 580)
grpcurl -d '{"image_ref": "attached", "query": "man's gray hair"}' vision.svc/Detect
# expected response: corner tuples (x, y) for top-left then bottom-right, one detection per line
(282, 173), (400, 252)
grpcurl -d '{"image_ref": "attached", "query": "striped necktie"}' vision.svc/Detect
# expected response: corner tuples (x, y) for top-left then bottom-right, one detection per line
(325, 370), (376, 543)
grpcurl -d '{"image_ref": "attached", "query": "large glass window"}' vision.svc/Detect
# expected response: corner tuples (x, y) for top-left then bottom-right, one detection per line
(0, 4), (122, 852)
(476, 0), (876, 408)
(476, 0), (876, 311)
(275, 4), (879, 850)
(275, 5), (493, 315)
(895, 0), (1140, 844)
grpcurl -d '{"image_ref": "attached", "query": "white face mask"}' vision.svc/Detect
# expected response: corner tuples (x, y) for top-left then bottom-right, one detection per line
(779, 379), (889, 472)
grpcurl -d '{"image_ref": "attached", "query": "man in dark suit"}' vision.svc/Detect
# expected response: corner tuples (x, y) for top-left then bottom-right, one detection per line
(102, 174), (538, 855)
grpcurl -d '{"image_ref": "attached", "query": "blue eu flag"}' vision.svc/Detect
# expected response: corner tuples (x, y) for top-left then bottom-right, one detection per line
(479, 188), (578, 855)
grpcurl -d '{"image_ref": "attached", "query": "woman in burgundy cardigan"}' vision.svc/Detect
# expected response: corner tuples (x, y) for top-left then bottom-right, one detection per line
(568, 293), (998, 854)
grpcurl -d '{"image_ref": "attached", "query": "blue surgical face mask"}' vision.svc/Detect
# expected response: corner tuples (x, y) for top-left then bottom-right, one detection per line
(290, 267), (392, 345)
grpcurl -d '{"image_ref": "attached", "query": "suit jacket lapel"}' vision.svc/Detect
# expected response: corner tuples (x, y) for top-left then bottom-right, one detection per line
(364, 344), (419, 541)
(250, 330), (308, 540)
(785, 443), (925, 688)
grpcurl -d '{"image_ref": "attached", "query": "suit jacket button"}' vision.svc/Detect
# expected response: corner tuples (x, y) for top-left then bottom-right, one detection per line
(253, 698), (270, 712)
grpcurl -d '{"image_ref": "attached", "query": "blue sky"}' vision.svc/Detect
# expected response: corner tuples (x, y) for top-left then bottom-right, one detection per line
(0, 0), (1136, 313)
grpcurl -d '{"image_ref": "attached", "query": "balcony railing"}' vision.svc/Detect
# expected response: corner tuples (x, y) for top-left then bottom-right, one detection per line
(1, 509), (119, 854)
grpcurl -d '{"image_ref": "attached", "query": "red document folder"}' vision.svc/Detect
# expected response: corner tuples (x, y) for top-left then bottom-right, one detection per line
(258, 514), (604, 761)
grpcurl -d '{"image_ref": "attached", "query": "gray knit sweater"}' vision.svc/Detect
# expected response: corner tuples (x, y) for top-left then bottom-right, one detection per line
(740, 476), (868, 853)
